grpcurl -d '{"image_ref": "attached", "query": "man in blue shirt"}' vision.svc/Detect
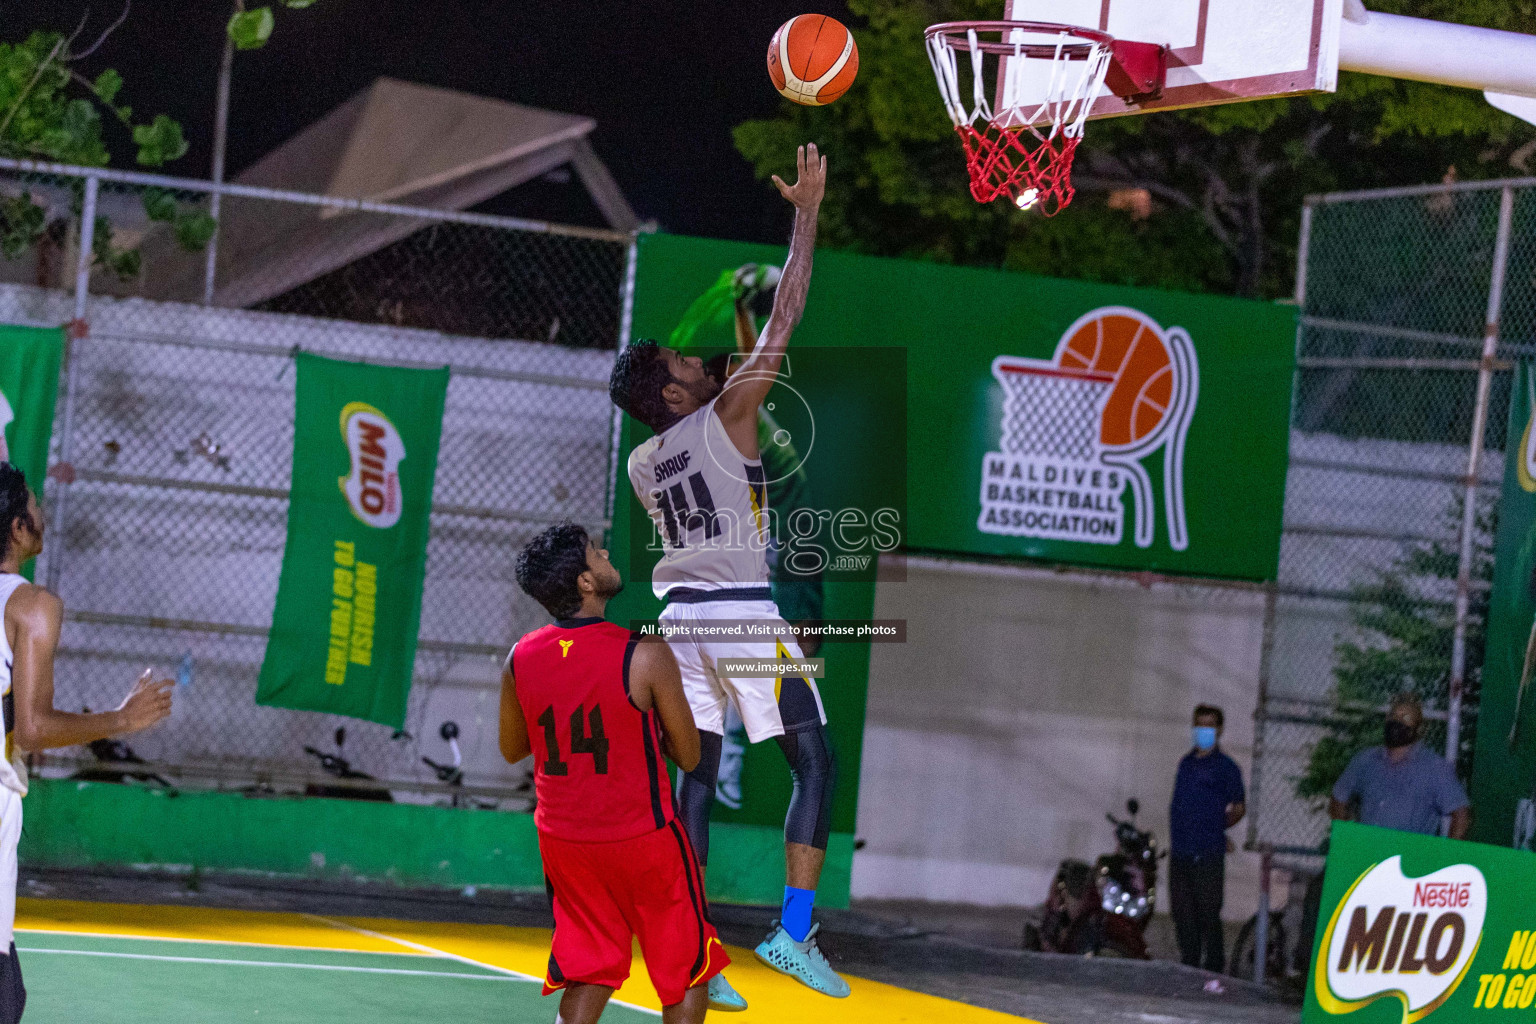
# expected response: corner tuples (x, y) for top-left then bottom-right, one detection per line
(1329, 694), (1470, 839)
(1168, 704), (1246, 972)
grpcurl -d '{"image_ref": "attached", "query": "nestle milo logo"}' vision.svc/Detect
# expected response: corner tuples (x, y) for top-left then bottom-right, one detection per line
(337, 401), (406, 529)
(1316, 856), (1485, 1021)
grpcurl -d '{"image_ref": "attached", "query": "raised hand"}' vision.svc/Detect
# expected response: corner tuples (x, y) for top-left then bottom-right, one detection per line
(772, 143), (827, 211)
(115, 668), (174, 735)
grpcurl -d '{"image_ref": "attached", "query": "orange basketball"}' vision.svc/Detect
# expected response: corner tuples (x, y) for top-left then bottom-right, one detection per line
(768, 15), (859, 106)
(1056, 309), (1175, 448)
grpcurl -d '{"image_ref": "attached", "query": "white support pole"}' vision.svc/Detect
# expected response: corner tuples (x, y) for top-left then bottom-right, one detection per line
(51, 173), (99, 592)
(1340, 11), (1536, 100)
(1254, 848), (1273, 986)
(1447, 185), (1515, 764)
(603, 236), (638, 549)
(72, 175), (98, 323)
(203, 29), (235, 306)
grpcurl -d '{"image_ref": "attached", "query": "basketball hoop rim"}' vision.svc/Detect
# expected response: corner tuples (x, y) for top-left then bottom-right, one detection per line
(924, 20), (1115, 60)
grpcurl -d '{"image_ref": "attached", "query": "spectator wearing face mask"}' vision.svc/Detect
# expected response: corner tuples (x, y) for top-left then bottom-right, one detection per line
(1168, 703), (1246, 972)
(1329, 693), (1471, 839)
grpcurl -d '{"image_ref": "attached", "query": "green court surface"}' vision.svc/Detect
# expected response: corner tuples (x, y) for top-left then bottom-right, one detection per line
(17, 931), (656, 1023)
(14, 897), (1033, 1023)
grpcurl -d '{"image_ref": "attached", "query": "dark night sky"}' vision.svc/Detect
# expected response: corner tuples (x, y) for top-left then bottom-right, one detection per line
(7, 1), (856, 241)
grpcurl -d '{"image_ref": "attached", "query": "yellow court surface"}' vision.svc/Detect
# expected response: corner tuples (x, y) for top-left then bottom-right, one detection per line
(14, 898), (1044, 1024)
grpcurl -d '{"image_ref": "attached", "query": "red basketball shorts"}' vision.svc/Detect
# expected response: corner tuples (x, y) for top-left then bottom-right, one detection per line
(540, 820), (728, 1006)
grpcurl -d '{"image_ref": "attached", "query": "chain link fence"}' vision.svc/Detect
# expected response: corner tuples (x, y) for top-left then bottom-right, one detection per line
(0, 158), (633, 804)
(1249, 180), (1536, 863)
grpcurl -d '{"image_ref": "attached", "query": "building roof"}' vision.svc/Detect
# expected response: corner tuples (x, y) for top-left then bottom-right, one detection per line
(138, 78), (637, 308)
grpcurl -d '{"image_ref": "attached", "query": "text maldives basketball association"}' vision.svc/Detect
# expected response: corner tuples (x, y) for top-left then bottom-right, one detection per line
(978, 306), (1199, 552)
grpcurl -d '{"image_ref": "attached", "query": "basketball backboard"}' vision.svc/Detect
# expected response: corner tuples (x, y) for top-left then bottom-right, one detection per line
(1001, 0), (1343, 120)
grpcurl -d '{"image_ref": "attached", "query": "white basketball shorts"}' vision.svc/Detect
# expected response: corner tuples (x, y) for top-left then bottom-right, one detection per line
(0, 786), (20, 949)
(658, 589), (827, 743)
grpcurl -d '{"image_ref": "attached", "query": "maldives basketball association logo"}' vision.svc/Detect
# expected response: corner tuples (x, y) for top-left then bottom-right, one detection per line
(978, 306), (1198, 549)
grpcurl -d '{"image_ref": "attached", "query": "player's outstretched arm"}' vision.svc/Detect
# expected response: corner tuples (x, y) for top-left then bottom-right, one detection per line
(10, 586), (173, 751)
(498, 649), (531, 764)
(715, 143), (825, 446)
(629, 636), (700, 772)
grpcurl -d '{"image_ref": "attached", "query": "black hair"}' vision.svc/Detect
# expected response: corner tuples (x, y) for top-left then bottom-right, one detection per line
(609, 339), (678, 432)
(1193, 703), (1224, 729)
(0, 463), (34, 562)
(515, 521), (591, 620)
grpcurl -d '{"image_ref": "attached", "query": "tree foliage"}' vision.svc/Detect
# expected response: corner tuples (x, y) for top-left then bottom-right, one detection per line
(0, 28), (186, 168)
(228, 1), (317, 52)
(1296, 497), (1493, 802)
(0, 16), (208, 280)
(0, 0), (320, 283)
(735, 0), (1536, 297)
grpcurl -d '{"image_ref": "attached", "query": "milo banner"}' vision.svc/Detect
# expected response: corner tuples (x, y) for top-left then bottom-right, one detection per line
(1306, 821), (1536, 1022)
(1469, 360), (1536, 847)
(0, 325), (63, 497)
(257, 352), (448, 729)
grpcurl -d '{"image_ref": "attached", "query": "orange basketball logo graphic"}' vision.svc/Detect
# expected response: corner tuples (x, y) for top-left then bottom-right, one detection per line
(979, 307), (1198, 550)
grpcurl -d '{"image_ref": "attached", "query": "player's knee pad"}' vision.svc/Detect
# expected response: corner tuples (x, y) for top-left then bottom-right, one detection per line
(775, 725), (836, 851)
(675, 731), (722, 866)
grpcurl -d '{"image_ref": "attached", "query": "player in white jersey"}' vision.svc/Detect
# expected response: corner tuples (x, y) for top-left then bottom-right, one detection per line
(611, 144), (848, 1001)
(0, 464), (173, 1022)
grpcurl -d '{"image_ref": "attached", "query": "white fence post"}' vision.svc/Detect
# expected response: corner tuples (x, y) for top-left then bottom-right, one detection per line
(1447, 185), (1515, 763)
(47, 173), (100, 592)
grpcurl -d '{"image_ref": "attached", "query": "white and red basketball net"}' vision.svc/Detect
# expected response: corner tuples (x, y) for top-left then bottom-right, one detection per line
(925, 23), (1113, 217)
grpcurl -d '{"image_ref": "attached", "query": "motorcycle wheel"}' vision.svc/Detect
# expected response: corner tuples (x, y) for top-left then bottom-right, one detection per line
(1064, 914), (1104, 956)
(1231, 913), (1287, 982)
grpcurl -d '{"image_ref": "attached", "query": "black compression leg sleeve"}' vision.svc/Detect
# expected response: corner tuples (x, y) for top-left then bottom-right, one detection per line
(0, 943), (24, 1024)
(774, 724), (836, 850)
(675, 730), (722, 866)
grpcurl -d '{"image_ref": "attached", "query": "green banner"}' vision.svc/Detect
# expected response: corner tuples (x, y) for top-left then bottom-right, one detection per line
(257, 352), (448, 729)
(1470, 360), (1536, 846)
(624, 232), (1295, 582)
(0, 325), (63, 509)
(609, 233), (1294, 903)
(1306, 821), (1536, 1022)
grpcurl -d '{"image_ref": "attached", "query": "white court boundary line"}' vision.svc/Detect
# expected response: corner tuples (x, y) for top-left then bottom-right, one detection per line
(304, 913), (665, 1018)
(16, 947), (524, 981)
(16, 927), (432, 957)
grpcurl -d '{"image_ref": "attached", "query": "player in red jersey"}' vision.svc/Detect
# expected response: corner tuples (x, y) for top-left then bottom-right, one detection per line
(502, 522), (729, 1024)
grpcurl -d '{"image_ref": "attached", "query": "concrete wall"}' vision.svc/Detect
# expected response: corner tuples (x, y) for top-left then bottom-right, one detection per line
(21, 779), (850, 906)
(853, 556), (1267, 920)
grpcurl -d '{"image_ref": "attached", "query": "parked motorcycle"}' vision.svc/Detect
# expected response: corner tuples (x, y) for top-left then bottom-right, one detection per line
(1231, 853), (1326, 987)
(71, 709), (173, 788)
(1022, 798), (1162, 958)
(421, 720), (501, 810)
(303, 726), (393, 802)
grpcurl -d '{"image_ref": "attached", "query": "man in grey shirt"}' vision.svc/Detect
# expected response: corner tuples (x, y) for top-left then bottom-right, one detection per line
(1329, 693), (1470, 838)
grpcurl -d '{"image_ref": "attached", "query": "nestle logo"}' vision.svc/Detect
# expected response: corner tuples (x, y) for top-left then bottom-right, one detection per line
(1415, 881), (1471, 909)
(1319, 856), (1486, 1018)
(338, 401), (406, 529)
